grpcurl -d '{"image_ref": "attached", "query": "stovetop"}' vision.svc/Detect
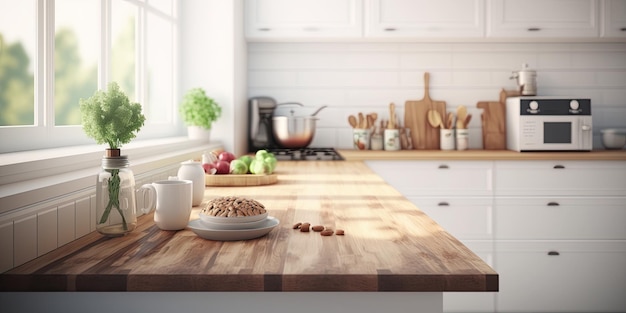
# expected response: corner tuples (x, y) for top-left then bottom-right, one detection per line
(267, 148), (344, 161)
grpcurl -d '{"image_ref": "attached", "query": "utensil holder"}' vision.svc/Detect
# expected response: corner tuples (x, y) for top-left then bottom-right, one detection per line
(353, 129), (370, 150)
(440, 129), (455, 151)
(456, 129), (469, 151)
(370, 133), (383, 150)
(384, 129), (400, 151)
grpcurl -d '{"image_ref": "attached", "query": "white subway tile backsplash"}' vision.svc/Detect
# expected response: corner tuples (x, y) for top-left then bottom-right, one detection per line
(57, 202), (75, 247)
(249, 42), (626, 149)
(37, 208), (57, 257)
(0, 221), (13, 273)
(14, 215), (37, 267)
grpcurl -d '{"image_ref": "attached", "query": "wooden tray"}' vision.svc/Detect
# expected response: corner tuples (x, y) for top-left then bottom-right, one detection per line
(205, 173), (278, 186)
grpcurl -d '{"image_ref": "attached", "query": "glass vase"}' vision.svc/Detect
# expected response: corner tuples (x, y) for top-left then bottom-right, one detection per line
(95, 149), (138, 236)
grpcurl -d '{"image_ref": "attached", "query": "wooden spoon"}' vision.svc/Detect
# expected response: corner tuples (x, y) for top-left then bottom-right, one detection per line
(358, 112), (365, 129)
(427, 110), (443, 129)
(464, 114), (472, 128)
(446, 112), (454, 129)
(456, 105), (467, 125)
(348, 115), (357, 128)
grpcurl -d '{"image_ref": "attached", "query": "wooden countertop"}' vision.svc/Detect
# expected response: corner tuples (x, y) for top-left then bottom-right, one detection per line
(0, 161), (497, 292)
(338, 149), (626, 161)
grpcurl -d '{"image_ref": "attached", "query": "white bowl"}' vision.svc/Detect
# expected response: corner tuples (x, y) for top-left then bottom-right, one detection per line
(199, 212), (268, 224)
(198, 213), (269, 230)
(601, 128), (626, 150)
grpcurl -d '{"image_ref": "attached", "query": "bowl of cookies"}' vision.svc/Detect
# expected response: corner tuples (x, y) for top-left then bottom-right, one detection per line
(199, 196), (269, 229)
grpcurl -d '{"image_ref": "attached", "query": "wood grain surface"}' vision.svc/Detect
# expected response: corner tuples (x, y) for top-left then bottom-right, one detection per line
(337, 149), (626, 161)
(1, 161), (497, 292)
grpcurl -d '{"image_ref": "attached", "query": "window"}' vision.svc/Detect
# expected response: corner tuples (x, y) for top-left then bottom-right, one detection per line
(0, 0), (181, 153)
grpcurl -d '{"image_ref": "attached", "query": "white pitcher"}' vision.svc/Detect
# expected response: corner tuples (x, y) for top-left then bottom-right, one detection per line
(177, 160), (205, 206)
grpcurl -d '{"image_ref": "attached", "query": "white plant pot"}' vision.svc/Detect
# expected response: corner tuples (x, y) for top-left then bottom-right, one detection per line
(187, 126), (211, 140)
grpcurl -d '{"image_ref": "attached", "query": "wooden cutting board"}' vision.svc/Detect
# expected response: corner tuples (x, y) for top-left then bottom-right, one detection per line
(404, 72), (447, 150)
(477, 101), (506, 150)
(205, 174), (278, 186)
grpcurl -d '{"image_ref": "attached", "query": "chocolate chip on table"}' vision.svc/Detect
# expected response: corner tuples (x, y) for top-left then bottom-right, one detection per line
(336, 229), (345, 236)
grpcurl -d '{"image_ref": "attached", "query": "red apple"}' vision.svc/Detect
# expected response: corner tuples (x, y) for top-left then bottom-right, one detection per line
(202, 163), (217, 174)
(218, 151), (236, 164)
(214, 160), (230, 174)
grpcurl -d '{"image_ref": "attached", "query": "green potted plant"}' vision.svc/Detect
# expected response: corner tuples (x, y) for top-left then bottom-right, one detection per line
(80, 82), (146, 236)
(179, 87), (222, 139)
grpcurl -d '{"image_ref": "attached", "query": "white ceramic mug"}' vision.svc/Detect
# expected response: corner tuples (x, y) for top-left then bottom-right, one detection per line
(138, 180), (193, 230)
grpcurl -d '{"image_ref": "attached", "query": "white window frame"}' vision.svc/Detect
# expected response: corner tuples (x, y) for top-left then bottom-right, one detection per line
(0, 0), (184, 154)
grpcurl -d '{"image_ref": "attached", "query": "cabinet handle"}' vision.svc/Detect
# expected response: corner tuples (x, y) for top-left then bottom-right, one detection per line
(547, 202), (560, 206)
(438, 164), (449, 169)
(258, 28), (271, 31)
(547, 251), (560, 256)
(553, 165), (565, 169)
(620, 27), (626, 31)
(384, 27), (397, 31)
(437, 202), (450, 206)
(527, 27), (541, 32)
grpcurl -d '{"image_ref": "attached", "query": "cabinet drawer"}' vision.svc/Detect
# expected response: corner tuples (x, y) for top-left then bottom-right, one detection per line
(495, 241), (626, 312)
(495, 197), (626, 240)
(409, 197), (493, 240)
(367, 160), (493, 196)
(494, 160), (626, 196)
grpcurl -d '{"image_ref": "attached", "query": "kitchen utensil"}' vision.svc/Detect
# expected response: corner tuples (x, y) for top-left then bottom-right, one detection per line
(400, 128), (409, 149)
(464, 114), (472, 128)
(311, 105), (327, 116)
(455, 105), (467, 129)
(272, 115), (318, 148)
(601, 128), (626, 150)
(138, 180), (193, 231)
(427, 110), (443, 129)
(477, 101), (506, 150)
(404, 72), (447, 149)
(389, 103), (396, 129)
(249, 96), (278, 151)
(510, 63), (537, 96)
(446, 112), (454, 129)
(358, 112), (365, 128)
(348, 115), (357, 128)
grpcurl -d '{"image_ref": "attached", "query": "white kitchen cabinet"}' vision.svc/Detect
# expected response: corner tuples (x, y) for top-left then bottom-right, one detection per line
(408, 197), (493, 240)
(495, 241), (626, 312)
(245, 0), (363, 39)
(494, 160), (626, 196)
(366, 160), (493, 197)
(58, 202), (75, 247)
(366, 0), (485, 38)
(487, 0), (600, 38)
(37, 208), (58, 257)
(495, 197), (626, 240)
(75, 197), (91, 239)
(602, 0), (626, 38)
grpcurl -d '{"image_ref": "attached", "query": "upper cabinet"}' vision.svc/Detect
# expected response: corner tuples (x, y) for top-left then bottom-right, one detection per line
(366, 0), (485, 38)
(245, 0), (623, 41)
(488, 0), (600, 38)
(245, 0), (363, 39)
(602, 0), (626, 38)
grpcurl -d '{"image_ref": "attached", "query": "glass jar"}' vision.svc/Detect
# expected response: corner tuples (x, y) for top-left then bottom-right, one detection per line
(96, 149), (138, 236)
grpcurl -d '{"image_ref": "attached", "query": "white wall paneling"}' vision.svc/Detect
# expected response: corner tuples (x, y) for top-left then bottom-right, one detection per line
(13, 215), (37, 268)
(0, 221), (14, 273)
(57, 202), (75, 247)
(37, 208), (58, 257)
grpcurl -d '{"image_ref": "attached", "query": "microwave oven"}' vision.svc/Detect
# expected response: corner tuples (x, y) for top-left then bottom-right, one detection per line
(506, 97), (592, 152)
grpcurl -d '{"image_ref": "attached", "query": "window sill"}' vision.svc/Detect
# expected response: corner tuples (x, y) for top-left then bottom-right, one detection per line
(0, 137), (222, 215)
